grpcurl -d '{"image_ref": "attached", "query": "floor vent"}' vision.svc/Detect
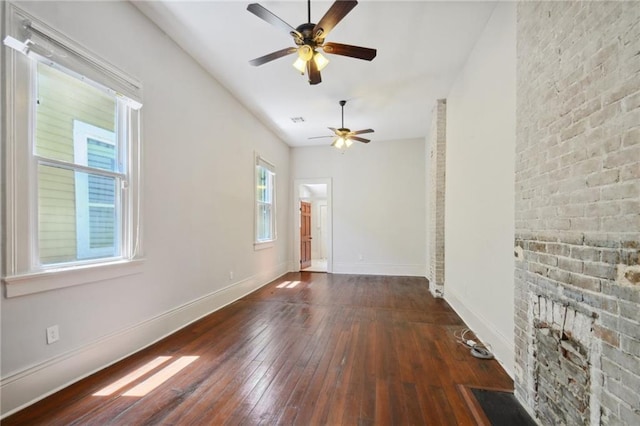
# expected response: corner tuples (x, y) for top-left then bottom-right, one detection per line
(459, 385), (536, 426)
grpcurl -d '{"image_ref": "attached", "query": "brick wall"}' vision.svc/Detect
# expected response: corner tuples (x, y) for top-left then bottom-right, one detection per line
(428, 99), (447, 297)
(515, 2), (640, 424)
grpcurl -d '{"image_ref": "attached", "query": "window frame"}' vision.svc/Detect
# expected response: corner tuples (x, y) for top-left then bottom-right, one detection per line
(254, 154), (277, 248)
(2, 4), (144, 297)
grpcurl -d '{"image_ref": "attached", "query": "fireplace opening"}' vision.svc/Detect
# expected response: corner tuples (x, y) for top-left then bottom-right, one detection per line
(532, 296), (595, 425)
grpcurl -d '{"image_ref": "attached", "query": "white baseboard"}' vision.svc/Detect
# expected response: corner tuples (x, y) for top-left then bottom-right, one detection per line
(444, 288), (515, 377)
(0, 262), (288, 418)
(332, 262), (426, 277)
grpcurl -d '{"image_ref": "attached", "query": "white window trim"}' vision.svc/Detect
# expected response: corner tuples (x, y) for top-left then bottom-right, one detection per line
(3, 259), (145, 298)
(254, 153), (277, 249)
(2, 4), (144, 297)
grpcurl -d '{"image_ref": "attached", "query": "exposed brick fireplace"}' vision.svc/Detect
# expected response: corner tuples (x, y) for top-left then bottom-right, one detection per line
(531, 294), (596, 424)
(515, 2), (639, 425)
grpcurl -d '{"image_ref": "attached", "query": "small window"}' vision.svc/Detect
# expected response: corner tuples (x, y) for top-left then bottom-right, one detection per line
(255, 155), (276, 245)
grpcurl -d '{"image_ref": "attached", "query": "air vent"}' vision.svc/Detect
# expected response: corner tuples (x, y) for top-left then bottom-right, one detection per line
(290, 117), (305, 123)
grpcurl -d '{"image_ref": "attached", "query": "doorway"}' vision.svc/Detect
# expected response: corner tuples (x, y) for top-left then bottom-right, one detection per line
(294, 179), (332, 273)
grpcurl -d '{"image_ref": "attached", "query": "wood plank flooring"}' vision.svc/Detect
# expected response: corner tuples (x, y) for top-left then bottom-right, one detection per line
(4, 273), (513, 425)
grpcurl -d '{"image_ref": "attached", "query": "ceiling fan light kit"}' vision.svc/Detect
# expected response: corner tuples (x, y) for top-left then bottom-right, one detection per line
(312, 51), (329, 71)
(293, 47), (329, 73)
(247, 0), (377, 85)
(331, 137), (352, 149)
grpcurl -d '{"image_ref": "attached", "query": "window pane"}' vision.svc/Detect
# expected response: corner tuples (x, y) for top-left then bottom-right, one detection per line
(256, 167), (267, 202)
(38, 164), (120, 265)
(77, 169), (119, 259)
(35, 63), (116, 163)
(257, 203), (272, 241)
(88, 204), (116, 249)
(264, 171), (272, 203)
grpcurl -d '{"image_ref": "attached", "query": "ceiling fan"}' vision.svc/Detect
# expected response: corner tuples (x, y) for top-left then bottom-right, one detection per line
(309, 100), (374, 149)
(247, 0), (377, 85)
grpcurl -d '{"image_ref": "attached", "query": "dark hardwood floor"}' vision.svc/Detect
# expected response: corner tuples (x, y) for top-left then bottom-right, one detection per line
(4, 272), (513, 425)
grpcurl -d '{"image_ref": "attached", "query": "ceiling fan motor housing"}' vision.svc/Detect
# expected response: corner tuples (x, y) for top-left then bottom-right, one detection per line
(294, 23), (322, 47)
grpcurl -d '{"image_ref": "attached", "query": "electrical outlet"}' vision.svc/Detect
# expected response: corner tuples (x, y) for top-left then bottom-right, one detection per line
(46, 325), (60, 344)
(229, 270), (234, 280)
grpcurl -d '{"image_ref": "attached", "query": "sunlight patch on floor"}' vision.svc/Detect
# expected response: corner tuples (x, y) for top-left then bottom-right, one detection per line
(93, 356), (172, 396)
(92, 356), (199, 398)
(123, 356), (199, 397)
(276, 281), (300, 289)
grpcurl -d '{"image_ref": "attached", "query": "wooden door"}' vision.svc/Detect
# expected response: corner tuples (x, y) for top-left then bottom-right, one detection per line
(300, 201), (312, 269)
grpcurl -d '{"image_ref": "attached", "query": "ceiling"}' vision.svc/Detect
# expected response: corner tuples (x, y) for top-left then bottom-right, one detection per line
(134, 0), (497, 147)
(301, 183), (328, 198)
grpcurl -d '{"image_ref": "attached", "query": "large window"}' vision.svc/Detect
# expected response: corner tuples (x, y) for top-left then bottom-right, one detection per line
(3, 5), (142, 296)
(36, 65), (124, 265)
(255, 155), (276, 245)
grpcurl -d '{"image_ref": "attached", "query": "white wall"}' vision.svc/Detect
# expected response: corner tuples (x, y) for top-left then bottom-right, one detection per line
(443, 3), (516, 375)
(292, 139), (426, 276)
(1, 1), (289, 415)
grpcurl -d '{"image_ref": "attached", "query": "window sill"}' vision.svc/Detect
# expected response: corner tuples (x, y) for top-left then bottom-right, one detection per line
(254, 241), (275, 251)
(3, 258), (144, 298)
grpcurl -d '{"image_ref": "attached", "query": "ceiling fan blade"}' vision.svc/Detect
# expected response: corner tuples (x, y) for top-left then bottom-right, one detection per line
(247, 3), (302, 38)
(249, 47), (297, 66)
(307, 60), (322, 85)
(353, 128), (374, 135)
(322, 42), (377, 61)
(350, 136), (370, 143)
(328, 127), (338, 133)
(308, 135), (334, 139)
(313, 0), (358, 40)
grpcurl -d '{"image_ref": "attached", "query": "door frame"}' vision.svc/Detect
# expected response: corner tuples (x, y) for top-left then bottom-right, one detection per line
(293, 178), (332, 272)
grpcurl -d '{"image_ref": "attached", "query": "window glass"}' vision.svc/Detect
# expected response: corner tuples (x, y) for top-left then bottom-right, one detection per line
(35, 63), (116, 162)
(35, 63), (123, 265)
(37, 165), (77, 264)
(255, 159), (276, 243)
